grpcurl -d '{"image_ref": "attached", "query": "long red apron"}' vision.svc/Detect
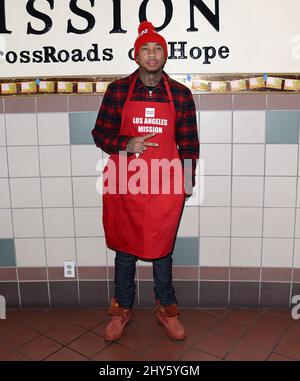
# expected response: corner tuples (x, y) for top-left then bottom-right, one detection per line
(103, 74), (184, 259)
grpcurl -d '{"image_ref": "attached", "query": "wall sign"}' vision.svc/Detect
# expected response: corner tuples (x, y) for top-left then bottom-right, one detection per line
(0, 0), (300, 78)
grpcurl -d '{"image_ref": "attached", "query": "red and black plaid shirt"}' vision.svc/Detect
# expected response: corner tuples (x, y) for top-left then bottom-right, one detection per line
(92, 69), (199, 188)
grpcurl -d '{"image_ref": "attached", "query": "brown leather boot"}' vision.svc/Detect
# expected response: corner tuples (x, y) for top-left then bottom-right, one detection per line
(104, 298), (132, 342)
(155, 301), (186, 340)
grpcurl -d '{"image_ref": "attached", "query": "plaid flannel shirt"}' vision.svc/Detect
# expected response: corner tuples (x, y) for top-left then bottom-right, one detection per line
(92, 69), (199, 190)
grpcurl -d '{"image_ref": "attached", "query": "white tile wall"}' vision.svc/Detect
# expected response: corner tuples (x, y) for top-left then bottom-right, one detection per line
(71, 145), (101, 176)
(102, 151), (109, 162)
(233, 111), (265, 143)
(41, 177), (73, 207)
(106, 247), (115, 266)
(37, 113), (70, 145)
(178, 206), (199, 236)
(39, 146), (71, 176)
(43, 208), (74, 237)
(263, 208), (295, 237)
(0, 147), (8, 177)
(74, 207), (104, 237)
(196, 111), (200, 136)
(76, 237), (107, 266)
(200, 144), (231, 175)
(45, 237), (76, 266)
(264, 177), (297, 207)
(0, 178), (10, 208)
(185, 174), (201, 206)
(262, 238), (294, 267)
(10, 178), (42, 208)
(15, 238), (46, 267)
(0, 209), (13, 238)
(12, 209), (44, 238)
(293, 239), (300, 268)
(1, 106), (300, 272)
(266, 145), (298, 176)
(7, 147), (39, 177)
(72, 176), (102, 207)
(231, 208), (263, 237)
(0, 114), (5, 146)
(233, 145), (265, 175)
(138, 258), (152, 267)
(230, 238), (262, 267)
(199, 111), (232, 143)
(200, 207), (231, 236)
(6, 114), (38, 146)
(297, 183), (300, 208)
(232, 177), (264, 207)
(199, 237), (230, 266)
(295, 209), (300, 238)
(201, 176), (231, 206)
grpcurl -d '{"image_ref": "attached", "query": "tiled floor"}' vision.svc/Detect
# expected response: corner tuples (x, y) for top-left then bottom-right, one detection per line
(0, 308), (299, 361)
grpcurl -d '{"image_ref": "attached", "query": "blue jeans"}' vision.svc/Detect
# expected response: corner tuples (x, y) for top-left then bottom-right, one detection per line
(114, 251), (177, 309)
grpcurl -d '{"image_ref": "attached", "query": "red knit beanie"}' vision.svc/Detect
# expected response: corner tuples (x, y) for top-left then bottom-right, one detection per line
(134, 21), (168, 62)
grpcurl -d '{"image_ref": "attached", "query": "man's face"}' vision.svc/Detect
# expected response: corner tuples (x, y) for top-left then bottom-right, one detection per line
(136, 42), (165, 72)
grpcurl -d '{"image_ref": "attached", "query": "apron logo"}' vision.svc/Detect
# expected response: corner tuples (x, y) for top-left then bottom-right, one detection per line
(145, 108), (155, 118)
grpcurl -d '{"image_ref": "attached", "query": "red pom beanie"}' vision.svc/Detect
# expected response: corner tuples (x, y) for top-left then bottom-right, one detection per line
(134, 21), (168, 62)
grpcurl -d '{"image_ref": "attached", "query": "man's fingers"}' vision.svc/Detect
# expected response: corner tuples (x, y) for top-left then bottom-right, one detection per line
(143, 142), (159, 147)
(141, 133), (156, 141)
(128, 134), (158, 154)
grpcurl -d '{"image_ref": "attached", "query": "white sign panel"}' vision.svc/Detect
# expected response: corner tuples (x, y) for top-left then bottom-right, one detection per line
(0, 0), (299, 78)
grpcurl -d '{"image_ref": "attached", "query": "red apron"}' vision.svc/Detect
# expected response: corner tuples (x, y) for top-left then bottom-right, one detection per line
(103, 74), (184, 259)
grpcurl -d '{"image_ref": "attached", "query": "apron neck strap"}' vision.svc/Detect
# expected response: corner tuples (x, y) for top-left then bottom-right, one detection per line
(128, 73), (173, 100)
(162, 74), (176, 116)
(127, 73), (139, 100)
(162, 74), (174, 104)
(126, 72), (176, 115)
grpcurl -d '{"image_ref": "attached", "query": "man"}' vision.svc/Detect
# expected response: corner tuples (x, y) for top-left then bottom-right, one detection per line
(92, 21), (199, 342)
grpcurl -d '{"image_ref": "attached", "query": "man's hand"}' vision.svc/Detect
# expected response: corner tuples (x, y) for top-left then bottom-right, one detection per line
(126, 133), (159, 154)
(185, 193), (192, 201)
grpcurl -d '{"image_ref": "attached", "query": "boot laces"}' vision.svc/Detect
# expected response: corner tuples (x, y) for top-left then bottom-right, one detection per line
(108, 299), (130, 318)
(153, 302), (180, 319)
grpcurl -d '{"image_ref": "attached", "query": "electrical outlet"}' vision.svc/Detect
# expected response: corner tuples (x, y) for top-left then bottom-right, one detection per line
(64, 261), (75, 278)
